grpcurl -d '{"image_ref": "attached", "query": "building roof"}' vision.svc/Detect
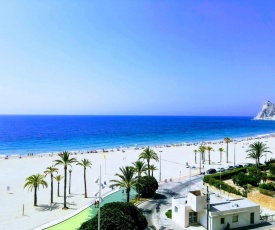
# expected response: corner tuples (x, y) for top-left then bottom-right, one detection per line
(209, 194), (259, 215)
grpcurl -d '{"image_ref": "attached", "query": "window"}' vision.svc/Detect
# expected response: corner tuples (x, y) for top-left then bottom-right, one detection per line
(189, 212), (197, 224)
(174, 206), (178, 213)
(232, 215), (238, 223)
(250, 212), (254, 224)
(221, 218), (225, 224)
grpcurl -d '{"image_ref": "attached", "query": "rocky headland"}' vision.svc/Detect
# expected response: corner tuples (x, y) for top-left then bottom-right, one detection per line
(254, 101), (275, 120)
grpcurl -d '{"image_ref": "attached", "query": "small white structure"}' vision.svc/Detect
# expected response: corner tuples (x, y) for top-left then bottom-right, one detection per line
(172, 190), (260, 230)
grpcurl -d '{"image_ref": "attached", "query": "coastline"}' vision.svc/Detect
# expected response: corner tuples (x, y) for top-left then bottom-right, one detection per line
(1, 132), (275, 158)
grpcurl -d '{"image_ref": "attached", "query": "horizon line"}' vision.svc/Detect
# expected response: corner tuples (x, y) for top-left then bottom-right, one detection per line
(0, 114), (255, 117)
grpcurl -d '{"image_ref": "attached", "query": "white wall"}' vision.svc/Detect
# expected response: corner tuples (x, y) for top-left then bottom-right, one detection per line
(210, 206), (260, 230)
(172, 198), (191, 228)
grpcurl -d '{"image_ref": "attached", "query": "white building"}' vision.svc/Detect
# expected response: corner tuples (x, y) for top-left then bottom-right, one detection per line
(172, 190), (260, 230)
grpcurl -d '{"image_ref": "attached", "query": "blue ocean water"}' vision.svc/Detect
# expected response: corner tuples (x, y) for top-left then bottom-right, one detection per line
(0, 115), (275, 155)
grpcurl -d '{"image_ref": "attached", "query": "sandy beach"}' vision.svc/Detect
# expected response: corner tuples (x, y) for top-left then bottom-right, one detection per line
(1, 135), (275, 230)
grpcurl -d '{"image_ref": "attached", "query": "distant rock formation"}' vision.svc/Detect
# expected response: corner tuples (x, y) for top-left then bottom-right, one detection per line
(254, 101), (275, 120)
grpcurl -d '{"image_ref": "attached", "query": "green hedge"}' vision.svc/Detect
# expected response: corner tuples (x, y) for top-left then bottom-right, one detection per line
(204, 175), (242, 196)
(267, 175), (275, 181)
(204, 168), (248, 196)
(232, 172), (258, 187)
(259, 188), (275, 196)
(259, 182), (275, 191)
(210, 167), (247, 180)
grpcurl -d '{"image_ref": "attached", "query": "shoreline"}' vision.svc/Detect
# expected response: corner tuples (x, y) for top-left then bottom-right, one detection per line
(1, 132), (275, 158)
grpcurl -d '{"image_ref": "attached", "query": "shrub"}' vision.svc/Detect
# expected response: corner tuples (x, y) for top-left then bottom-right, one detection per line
(79, 202), (148, 230)
(269, 163), (275, 176)
(203, 175), (242, 196)
(139, 176), (158, 198)
(233, 172), (258, 187)
(265, 158), (275, 168)
(259, 182), (275, 191)
(267, 175), (275, 181)
(210, 167), (247, 181)
(247, 166), (267, 185)
(165, 209), (172, 219)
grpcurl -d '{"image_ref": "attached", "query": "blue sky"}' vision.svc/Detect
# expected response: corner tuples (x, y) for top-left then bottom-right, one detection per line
(0, 1), (275, 116)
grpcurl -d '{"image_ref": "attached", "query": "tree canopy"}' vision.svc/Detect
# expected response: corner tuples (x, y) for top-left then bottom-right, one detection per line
(79, 202), (148, 230)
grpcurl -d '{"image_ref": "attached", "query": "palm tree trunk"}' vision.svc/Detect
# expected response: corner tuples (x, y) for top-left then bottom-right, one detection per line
(147, 160), (150, 176)
(220, 151), (222, 163)
(84, 168), (87, 198)
(64, 166), (67, 209)
(126, 188), (130, 202)
(58, 182), (60, 197)
(208, 151), (211, 165)
(51, 174), (53, 203)
(226, 143), (229, 163)
(34, 186), (37, 206)
(200, 154), (201, 174)
(195, 153), (197, 164)
(69, 172), (71, 194)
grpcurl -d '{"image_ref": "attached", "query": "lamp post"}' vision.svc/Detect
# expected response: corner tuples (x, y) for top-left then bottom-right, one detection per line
(199, 150), (202, 174)
(187, 163), (192, 191)
(159, 151), (162, 182)
(95, 166), (102, 230)
(234, 142), (237, 167)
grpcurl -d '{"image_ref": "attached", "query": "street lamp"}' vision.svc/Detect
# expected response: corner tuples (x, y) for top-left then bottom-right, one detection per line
(159, 151), (162, 182)
(234, 142), (237, 167)
(186, 163), (192, 191)
(95, 165), (102, 230)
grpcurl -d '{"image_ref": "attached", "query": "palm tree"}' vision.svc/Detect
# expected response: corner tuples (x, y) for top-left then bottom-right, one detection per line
(198, 146), (206, 163)
(198, 146), (206, 174)
(44, 166), (58, 204)
(139, 147), (159, 176)
(24, 174), (48, 206)
(109, 166), (137, 202)
(54, 175), (64, 197)
(69, 169), (72, 194)
(131, 160), (147, 178)
(149, 165), (158, 177)
(246, 141), (272, 168)
(131, 160), (147, 200)
(224, 137), (232, 163)
(54, 151), (77, 209)
(77, 159), (92, 198)
(206, 146), (214, 165)
(193, 150), (197, 164)
(218, 147), (224, 163)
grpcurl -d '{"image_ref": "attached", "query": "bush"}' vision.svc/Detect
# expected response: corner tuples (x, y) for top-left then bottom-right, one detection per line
(269, 163), (275, 176)
(165, 209), (172, 219)
(139, 176), (158, 198)
(267, 175), (275, 181)
(210, 167), (247, 181)
(265, 158), (275, 168)
(247, 166), (267, 185)
(233, 172), (258, 187)
(203, 175), (242, 196)
(259, 182), (275, 191)
(79, 202), (148, 230)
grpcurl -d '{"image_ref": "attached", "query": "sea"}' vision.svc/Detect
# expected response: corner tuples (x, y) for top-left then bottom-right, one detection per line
(1, 115), (275, 156)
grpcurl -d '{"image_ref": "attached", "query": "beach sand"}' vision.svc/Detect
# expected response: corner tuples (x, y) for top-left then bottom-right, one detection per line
(1, 135), (275, 230)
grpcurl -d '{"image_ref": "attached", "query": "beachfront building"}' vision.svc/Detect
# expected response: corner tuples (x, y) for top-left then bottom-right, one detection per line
(172, 190), (260, 230)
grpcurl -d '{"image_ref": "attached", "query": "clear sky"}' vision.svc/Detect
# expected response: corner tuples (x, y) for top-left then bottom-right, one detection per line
(0, 1), (275, 116)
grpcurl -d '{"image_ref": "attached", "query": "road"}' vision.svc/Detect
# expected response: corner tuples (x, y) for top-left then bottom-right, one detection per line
(139, 175), (204, 230)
